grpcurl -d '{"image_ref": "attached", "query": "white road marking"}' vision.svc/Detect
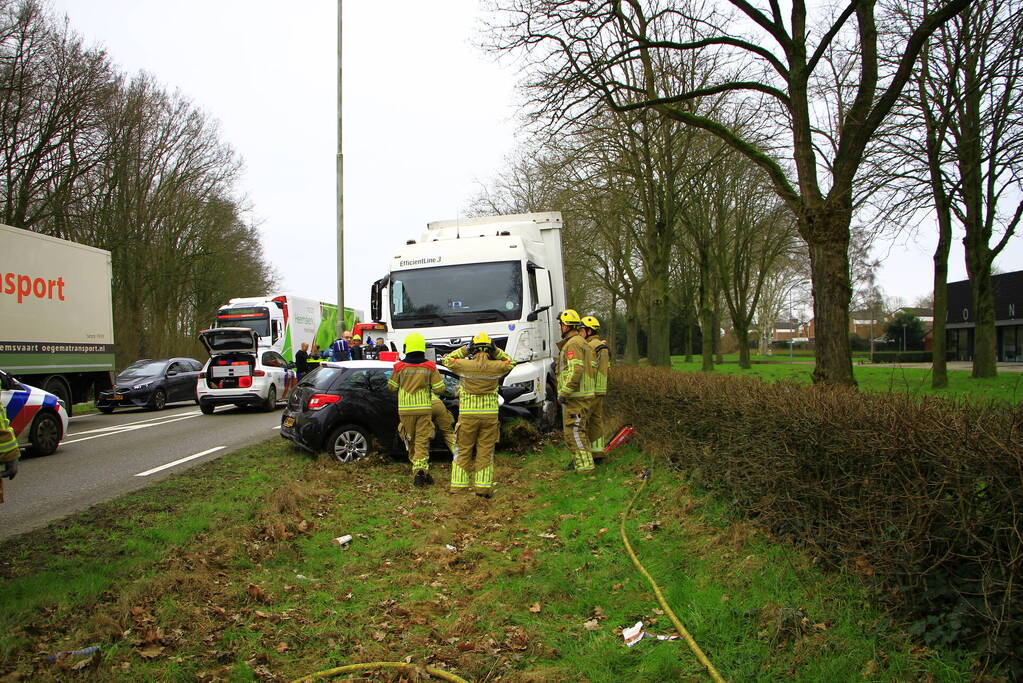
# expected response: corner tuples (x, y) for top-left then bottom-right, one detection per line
(63, 413), (202, 444)
(134, 446), (226, 477)
(272, 425), (281, 430)
(69, 410), (201, 434)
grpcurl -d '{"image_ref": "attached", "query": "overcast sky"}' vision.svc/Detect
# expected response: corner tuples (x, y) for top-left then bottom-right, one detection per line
(49, 0), (1022, 319)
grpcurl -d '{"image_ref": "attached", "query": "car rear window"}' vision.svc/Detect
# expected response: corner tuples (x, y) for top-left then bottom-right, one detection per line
(299, 366), (345, 390)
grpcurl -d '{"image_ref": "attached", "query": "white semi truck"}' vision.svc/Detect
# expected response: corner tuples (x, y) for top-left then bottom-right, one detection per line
(0, 223), (115, 413)
(370, 211), (567, 428)
(213, 295), (362, 362)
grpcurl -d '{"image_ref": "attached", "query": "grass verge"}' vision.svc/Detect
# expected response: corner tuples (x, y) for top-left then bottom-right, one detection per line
(0, 438), (984, 681)
(670, 355), (1023, 404)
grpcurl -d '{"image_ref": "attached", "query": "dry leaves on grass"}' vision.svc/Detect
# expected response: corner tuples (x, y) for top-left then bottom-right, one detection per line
(528, 603), (542, 613)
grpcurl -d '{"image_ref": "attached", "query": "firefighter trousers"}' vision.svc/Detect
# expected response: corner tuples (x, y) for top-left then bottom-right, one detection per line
(562, 397), (594, 472)
(398, 414), (434, 472)
(450, 413), (498, 493)
(587, 394), (606, 459)
(431, 399), (456, 455)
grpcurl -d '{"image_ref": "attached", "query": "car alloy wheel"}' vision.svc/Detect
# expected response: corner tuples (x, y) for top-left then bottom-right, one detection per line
(328, 424), (370, 464)
(150, 389), (166, 411)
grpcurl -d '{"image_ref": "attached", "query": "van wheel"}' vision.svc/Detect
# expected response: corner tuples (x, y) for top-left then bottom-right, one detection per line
(199, 400), (215, 415)
(262, 385), (277, 411)
(29, 411), (62, 456)
(326, 424), (370, 463)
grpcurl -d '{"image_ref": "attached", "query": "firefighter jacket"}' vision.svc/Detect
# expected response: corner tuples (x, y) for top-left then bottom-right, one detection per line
(443, 356), (515, 415)
(588, 335), (610, 396)
(388, 359), (445, 415)
(0, 409), (19, 462)
(556, 330), (595, 399)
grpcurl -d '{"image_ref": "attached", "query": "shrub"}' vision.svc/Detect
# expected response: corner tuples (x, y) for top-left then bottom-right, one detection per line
(607, 366), (1023, 674)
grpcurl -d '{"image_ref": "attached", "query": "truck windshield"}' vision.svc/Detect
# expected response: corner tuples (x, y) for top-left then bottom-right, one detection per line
(390, 261), (522, 329)
(215, 307), (270, 337)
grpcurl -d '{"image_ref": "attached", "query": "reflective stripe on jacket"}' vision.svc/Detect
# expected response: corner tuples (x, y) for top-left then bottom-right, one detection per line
(0, 409), (19, 461)
(557, 331), (594, 399)
(388, 361), (445, 415)
(443, 356), (514, 415)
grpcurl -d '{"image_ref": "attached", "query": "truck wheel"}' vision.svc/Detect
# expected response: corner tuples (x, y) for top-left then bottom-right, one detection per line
(42, 376), (72, 416)
(199, 400), (215, 415)
(262, 385), (277, 411)
(29, 411), (62, 456)
(538, 378), (561, 432)
(148, 389), (166, 411)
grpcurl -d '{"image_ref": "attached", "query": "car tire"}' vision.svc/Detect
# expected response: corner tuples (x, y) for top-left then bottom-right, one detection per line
(42, 376), (72, 416)
(148, 389), (167, 411)
(199, 400), (215, 415)
(28, 410), (62, 456)
(326, 424), (371, 464)
(262, 384), (277, 412)
(388, 434), (408, 461)
(538, 378), (561, 432)
(97, 405), (115, 414)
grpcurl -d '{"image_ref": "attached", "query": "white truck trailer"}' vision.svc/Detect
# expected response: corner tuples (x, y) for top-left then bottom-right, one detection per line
(370, 211), (567, 428)
(213, 295), (362, 362)
(0, 223), (115, 413)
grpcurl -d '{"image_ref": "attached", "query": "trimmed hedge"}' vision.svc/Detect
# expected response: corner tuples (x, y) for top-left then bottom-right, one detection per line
(607, 366), (1023, 674)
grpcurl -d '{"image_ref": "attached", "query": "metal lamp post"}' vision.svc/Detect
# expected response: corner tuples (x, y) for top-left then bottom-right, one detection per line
(335, 0), (345, 337)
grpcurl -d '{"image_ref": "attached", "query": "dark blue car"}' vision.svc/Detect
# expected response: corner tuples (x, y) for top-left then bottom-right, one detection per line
(96, 358), (203, 413)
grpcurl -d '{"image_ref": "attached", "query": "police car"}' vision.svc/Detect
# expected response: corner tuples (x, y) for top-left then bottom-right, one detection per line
(0, 369), (70, 456)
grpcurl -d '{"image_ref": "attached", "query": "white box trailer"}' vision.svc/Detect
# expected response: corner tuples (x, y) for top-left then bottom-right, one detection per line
(0, 223), (115, 412)
(213, 294), (362, 362)
(370, 211), (567, 429)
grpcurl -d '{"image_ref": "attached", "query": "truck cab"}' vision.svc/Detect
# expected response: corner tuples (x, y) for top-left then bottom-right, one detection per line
(370, 212), (566, 429)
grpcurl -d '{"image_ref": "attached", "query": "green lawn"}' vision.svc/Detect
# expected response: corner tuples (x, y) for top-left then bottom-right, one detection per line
(0, 438), (984, 681)
(670, 355), (1023, 404)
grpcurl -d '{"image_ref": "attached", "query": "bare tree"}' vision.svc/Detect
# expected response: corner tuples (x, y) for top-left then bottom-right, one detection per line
(489, 0), (973, 385)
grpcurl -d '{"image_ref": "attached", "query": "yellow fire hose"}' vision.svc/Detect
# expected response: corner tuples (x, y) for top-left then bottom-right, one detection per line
(290, 661), (468, 683)
(620, 468), (727, 683)
(291, 459), (725, 683)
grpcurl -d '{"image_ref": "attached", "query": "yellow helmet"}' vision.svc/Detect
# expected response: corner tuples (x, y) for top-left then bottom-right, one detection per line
(472, 332), (491, 345)
(403, 333), (426, 354)
(581, 315), (601, 332)
(470, 332), (493, 355)
(558, 309), (582, 326)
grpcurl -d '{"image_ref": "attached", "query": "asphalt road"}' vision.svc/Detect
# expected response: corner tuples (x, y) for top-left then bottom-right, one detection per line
(1, 401), (286, 539)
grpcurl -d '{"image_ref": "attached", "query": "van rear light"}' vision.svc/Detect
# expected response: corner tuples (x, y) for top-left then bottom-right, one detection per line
(307, 394), (341, 410)
(254, 370), (266, 376)
(239, 376), (253, 388)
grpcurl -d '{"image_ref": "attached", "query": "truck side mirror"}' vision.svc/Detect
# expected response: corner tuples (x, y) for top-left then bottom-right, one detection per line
(271, 320), (281, 343)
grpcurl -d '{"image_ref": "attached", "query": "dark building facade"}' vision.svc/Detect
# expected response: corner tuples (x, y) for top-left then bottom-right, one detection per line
(946, 269), (1023, 362)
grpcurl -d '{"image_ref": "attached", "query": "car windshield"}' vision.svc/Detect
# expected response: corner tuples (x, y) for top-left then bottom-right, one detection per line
(118, 360), (168, 378)
(390, 261), (522, 329)
(215, 307), (270, 337)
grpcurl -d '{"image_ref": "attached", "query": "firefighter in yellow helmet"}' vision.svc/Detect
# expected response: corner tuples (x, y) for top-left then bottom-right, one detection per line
(431, 395), (456, 457)
(388, 332), (446, 487)
(556, 309), (596, 472)
(0, 406), (20, 504)
(581, 315), (610, 462)
(443, 332), (515, 498)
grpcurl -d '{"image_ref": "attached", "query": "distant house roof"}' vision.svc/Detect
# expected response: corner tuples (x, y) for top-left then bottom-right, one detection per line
(895, 307), (934, 318)
(849, 309), (881, 320)
(773, 320), (800, 330)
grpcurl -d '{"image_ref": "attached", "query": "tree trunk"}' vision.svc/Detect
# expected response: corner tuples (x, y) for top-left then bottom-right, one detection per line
(608, 294), (618, 362)
(930, 202), (952, 388)
(624, 300), (640, 364)
(713, 296), (723, 365)
(965, 245), (998, 377)
(698, 248), (714, 372)
(805, 212), (856, 386)
(684, 311), (693, 363)
(646, 262), (671, 366)
(736, 325), (751, 368)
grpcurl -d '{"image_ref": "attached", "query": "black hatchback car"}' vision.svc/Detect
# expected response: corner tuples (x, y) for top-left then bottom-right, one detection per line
(280, 360), (530, 462)
(96, 358), (203, 412)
